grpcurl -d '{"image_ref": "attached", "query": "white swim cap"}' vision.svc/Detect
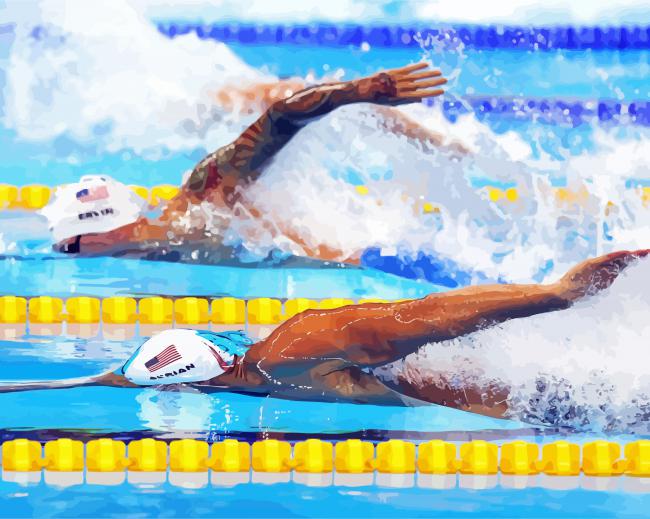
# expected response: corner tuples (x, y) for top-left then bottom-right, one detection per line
(40, 175), (147, 242)
(121, 329), (253, 386)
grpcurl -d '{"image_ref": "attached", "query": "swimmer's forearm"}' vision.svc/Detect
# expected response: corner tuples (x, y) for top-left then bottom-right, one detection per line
(270, 76), (396, 124)
(405, 249), (650, 343)
(0, 380), (87, 393)
(0, 371), (139, 393)
(340, 284), (568, 366)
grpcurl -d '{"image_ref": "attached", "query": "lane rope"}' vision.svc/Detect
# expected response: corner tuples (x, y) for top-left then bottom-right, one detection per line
(1, 438), (649, 489)
(157, 22), (650, 51)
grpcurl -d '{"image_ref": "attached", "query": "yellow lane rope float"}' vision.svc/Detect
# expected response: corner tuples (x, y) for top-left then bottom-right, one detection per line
(0, 296), (372, 325)
(2, 439), (650, 481)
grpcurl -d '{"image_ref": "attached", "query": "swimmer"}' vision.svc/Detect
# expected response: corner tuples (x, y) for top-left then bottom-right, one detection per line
(49, 62), (451, 263)
(3, 249), (647, 422)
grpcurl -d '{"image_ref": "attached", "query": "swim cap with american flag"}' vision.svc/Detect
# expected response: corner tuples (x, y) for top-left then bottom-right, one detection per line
(121, 329), (252, 386)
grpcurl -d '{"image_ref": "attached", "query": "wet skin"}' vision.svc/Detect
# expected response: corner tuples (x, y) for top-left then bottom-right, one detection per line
(8, 250), (648, 423)
(57, 63), (450, 263)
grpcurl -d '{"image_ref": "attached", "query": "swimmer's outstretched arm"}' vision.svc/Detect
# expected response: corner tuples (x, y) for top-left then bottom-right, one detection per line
(184, 63), (447, 199)
(250, 250), (649, 370)
(0, 371), (138, 393)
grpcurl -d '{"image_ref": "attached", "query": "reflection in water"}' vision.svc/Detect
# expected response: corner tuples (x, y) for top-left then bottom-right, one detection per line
(0, 334), (137, 365)
(137, 386), (218, 432)
(136, 386), (286, 437)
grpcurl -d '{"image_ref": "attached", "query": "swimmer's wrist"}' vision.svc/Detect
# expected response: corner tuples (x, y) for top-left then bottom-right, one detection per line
(353, 73), (395, 103)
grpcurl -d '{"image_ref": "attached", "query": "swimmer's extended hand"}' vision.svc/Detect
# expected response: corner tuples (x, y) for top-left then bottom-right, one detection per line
(357, 62), (447, 106)
(556, 249), (650, 303)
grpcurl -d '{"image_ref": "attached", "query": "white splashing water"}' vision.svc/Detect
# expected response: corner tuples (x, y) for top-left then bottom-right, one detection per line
(248, 103), (650, 284)
(3, 1), (650, 284)
(139, 0), (650, 25)
(2, 0), (269, 154)
(3, 0), (650, 432)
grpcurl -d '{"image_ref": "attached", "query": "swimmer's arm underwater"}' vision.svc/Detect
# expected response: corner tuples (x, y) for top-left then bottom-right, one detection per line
(185, 62), (447, 198)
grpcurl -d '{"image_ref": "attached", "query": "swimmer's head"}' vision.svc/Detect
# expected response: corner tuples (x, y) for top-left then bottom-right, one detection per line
(40, 174), (147, 244)
(121, 329), (254, 386)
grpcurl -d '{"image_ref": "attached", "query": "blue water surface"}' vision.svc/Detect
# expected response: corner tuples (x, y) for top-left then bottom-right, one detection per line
(0, 254), (438, 300)
(2, 479), (650, 518)
(1, 20), (649, 519)
(0, 331), (647, 517)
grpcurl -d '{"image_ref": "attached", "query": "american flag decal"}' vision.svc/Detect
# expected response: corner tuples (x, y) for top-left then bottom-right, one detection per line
(76, 185), (109, 203)
(144, 345), (181, 372)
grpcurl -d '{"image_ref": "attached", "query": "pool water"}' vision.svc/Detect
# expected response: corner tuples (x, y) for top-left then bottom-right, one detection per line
(0, 246), (437, 300)
(3, 478), (648, 519)
(1, 29), (648, 187)
(1, 330), (650, 517)
(2, 2), (650, 517)
(1, 225), (649, 517)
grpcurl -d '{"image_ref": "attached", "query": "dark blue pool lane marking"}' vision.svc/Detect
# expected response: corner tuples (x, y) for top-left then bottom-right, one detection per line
(156, 22), (650, 51)
(360, 248), (482, 289)
(429, 96), (650, 127)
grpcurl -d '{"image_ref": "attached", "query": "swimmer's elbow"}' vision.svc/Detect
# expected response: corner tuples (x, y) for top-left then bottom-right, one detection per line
(184, 164), (211, 194)
(184, 148), (228, 195)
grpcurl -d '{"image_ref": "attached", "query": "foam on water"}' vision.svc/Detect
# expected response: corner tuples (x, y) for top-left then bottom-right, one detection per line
(249, 103), (650, 283)
(2, 0), (269, 154)
(139, 0), (650, 25)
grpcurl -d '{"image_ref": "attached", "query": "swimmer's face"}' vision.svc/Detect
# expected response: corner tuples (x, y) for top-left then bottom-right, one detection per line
(57, 235), (81, 254)
(56, 221), (143, 255)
